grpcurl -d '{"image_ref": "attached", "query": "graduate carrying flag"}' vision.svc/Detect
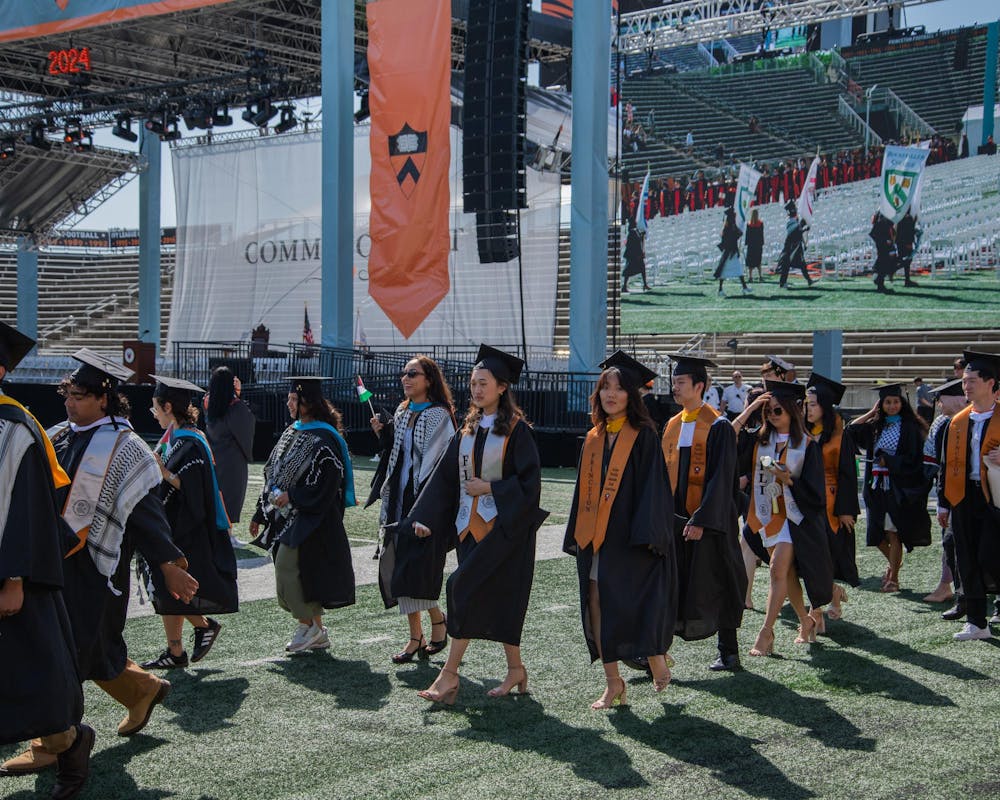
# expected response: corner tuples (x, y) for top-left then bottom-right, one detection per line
(621, 168), (652, 293)
(796, 155), (821, 227)
(735, 163), (762, 232)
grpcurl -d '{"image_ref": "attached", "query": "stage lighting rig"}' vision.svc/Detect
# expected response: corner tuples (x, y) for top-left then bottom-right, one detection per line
(112, 113), (139, 142)
(145, 111), (181, 141)
(74, 131), (93, 152)
(213, 105), (233, 126)
(63, 116), (84, 143)
(27, 122), (52, 151)
(0, 138), (16, 162)
(274, 105), (297, 134)
(183, 97), (214, 131)
(243, 98), (279, 128)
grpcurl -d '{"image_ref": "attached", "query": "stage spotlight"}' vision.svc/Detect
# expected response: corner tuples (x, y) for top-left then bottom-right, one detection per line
(161, 120), (182, 141)
(112, 113), (138, 143)
(144, 116), (165, 136)
(212, 105), (233, 126)
(354, 89), (370, 123)
(0, 138), (16, 161)
(274, 105), (297, 134)
(247, 100), (279, 128)
(27, 123), (52, 151)
(183, 99), (213, 131)
(63, 116), (83, 143)
(74, 131), (93, 152)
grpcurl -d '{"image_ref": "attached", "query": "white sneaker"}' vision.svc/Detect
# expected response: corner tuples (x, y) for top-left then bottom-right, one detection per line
(953, 623), (991, 641)
(285, 623), (311, 652)
(306, 627), (330, 650)
(294, 622), (327, 652)
(989, 613), (1000, 625)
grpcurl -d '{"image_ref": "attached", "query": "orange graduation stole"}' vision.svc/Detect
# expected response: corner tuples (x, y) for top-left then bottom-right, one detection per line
(456, 424), (513, 543)
(746, 441), (789, 538)
(0, 394), (70, 489)
(661, 404), (718, 516)
(817, 417), (845, 533)
(572, 421), (640, 553)
(944, 403), (1000, 506)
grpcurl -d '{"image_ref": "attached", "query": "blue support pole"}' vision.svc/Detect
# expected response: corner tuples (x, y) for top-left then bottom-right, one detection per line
(982, 20), (999, 147)
(812, 330), (843, 382)
(569, 0), (612, 377)
(138, 128), (161, 350)
(16, 236), (38, 347)
(321, 0), (354, 349)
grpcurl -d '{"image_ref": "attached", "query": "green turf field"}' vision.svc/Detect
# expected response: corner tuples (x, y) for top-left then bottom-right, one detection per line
(3, 468), (998, 800)
(621, 270), (1000, 334)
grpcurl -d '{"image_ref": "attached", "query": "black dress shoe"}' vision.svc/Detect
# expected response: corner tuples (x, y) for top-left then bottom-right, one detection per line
(942, 602), (967, 621)
(709, 653), (742, 672)
(51, 724), (95, 800)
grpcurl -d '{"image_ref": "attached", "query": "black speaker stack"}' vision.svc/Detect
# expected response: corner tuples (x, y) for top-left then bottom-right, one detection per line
(463, 0), (529, 263)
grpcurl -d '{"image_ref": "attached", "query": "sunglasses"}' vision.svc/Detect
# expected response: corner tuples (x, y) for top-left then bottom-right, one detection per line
(400, 369), (425, 379)
(767, 406), (784, 417)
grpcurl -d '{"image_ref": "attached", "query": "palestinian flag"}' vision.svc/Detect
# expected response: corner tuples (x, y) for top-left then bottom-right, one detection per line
(356, 376), (373, 404)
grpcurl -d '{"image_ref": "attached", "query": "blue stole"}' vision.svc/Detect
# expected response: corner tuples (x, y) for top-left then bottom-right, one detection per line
(171, 428), (231, 531)
(293, 420), (357, 507)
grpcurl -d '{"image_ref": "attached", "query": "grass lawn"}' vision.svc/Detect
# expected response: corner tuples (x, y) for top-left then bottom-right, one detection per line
(4, 470), (999, 800)
(621, 270), (1000, 334)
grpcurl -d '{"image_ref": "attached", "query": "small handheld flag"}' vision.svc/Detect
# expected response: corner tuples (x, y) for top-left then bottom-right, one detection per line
(356, 375), (373, 404)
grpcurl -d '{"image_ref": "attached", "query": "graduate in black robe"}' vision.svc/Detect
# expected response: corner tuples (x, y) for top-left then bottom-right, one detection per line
(936, 351), (1000, 640)
(620, 216), (650, 293)
(0, 323), (95, 799)
(563, 352), (676, 709)
(848, 384), (930, 593)
(204, 366), (255, 523)
(662, 354), (747, 672)
(777, 201), (813, 288)
(140, 376), (238, 669)
(411, 346), (548, 704)
(250, 378), (356, 655)
(804, 374), (860, 632)
(740, 382), (833, 657)
(3, 350), (198, 778)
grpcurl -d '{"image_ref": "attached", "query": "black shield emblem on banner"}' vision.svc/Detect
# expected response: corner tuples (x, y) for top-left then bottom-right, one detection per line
(388, 123), (427, 199)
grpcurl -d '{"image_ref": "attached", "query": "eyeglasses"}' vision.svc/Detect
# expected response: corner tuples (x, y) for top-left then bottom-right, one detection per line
(767, 406), (784, 417)
(63, 390), (91, 401)
(400, 370), (425, 379)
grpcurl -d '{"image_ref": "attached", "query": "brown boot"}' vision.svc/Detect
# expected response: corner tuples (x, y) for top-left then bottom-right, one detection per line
(117, 679), (171, 737)
(0, 741), (57, 775)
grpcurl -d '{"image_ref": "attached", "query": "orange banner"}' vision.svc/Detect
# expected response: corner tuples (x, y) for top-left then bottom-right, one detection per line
(366, 0), (451, 339)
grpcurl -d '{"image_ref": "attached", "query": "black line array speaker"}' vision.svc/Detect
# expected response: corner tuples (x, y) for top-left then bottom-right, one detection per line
(463, 0), (529, 221)
(475, 209), (520, 264)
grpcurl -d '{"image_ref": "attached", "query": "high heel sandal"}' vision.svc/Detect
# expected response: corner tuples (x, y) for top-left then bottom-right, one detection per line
(424, 615), (448, 656)
(487, 665), (529, 697)
(749, 626), (775, 656)
(810, 609), (826, 635)
(649, 657), (671, 692)
(591, 676), (627, 710)
(795, 615), (817, 644)
(391, 637), (428, 664)
(827, 586), (847, 620)
(418, 667), (459, 705)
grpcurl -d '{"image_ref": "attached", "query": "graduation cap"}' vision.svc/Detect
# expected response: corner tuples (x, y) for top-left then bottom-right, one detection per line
(0, 320), (35, 372)
(69, 348), (134, 392)
(288, 376), (331, 405)
(806, 372), (846, 406)
(666, 352), (717, 376)
(764, 379), (805, 402)
(761, 355), (793, 378)
(784, 199), (798, 215)
(600, 350), (657, 387)
(474, 344), (524, 385)
(151, 374), (204, 408)
(871, 382), (906, 400)
(928, 378), (965, 398)
(962, 350), (1000, 381)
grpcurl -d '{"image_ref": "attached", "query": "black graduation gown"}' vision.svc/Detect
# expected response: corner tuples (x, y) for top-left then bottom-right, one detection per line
(622, 223), (645, 282)
(260, 427), (355, 609)
(936, 417), (1000, 599)
(672, 418), (747, 641)
(745, 223), (764, 270)
(850, 418), (931, 551)
(403, 420), (548, 646)
(153, 435), (238, 616)
(713, 225), (742, 279)
(562, 425), (677, 664)
(741, 440), (835, 608)
(0, 406), (83, 745)
(205, 400), (255, 523)
(825, 427), (861, 587)
(55, 426), (183, 681)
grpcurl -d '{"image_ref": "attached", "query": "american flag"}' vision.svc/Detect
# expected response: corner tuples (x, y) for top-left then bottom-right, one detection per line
(302, 303), (314, 345)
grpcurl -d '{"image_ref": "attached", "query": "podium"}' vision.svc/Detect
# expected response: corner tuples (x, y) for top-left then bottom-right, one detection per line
(122, 341), (156, 384)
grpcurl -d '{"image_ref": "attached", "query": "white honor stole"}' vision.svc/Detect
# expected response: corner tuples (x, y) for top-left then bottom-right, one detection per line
(61, 425), (125, 536)
(455, 425), (507, 535)
(752, 435), (807, 530)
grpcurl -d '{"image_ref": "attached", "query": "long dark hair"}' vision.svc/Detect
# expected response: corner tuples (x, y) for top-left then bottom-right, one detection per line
(298, 396), (344, 432)
(589, 367), (654, 432)
(873, 392), (927, 438)
(398, 354), (455, 415)
(806, 385), (839, 445)
(758, 392), (806, 448)
(207, 366), (236, 423)
(461, 383), (527, 437)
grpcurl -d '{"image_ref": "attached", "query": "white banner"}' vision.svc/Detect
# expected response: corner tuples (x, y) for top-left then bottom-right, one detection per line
(168, 128), (561, 349)
(734, 163), (762, 232)
(796, 156), (820, 226)
(878, 145), (930, 223)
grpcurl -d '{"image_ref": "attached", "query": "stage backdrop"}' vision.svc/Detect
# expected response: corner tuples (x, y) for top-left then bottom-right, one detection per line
(168, 128), (561, 349)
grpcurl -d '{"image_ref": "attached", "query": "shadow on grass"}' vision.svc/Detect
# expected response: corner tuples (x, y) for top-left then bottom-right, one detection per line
(610, 703), (815, 799)
(683, 672), (875, 752)
(449, 693), (648, 790)
(267, 654), (391, 711)
(161, 669), (250, 734)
